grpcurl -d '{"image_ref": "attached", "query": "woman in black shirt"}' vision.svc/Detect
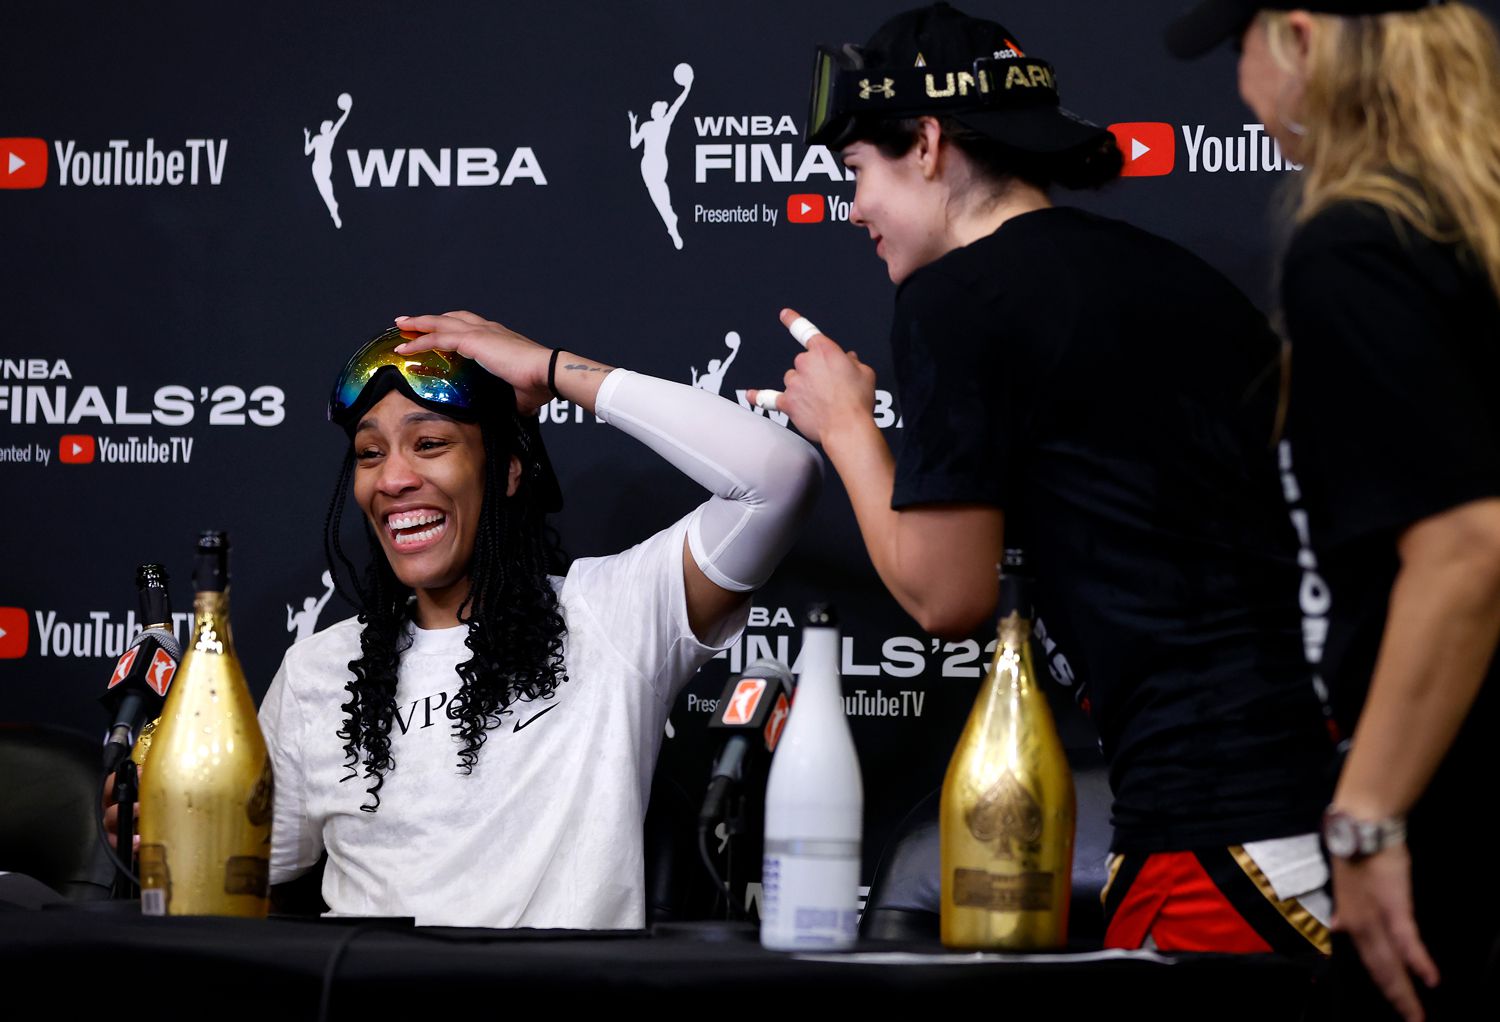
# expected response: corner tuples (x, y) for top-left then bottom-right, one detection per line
(758, 3), (1339, 957)
(1170, 3), (1500, 1019)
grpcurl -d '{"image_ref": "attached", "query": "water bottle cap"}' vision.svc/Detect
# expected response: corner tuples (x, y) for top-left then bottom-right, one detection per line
(804, 603), (838, 627)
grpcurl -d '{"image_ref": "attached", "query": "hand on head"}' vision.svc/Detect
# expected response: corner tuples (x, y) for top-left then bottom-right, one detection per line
(392, 311), (553, 415)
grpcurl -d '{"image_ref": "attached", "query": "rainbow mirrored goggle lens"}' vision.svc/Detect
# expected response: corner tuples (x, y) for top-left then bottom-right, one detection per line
(805, 45), (1060, 147)
(327, 327), (484, 425)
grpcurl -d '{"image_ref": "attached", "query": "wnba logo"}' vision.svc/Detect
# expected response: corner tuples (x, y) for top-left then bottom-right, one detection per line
(629, 63), (694, 249)
(301, 91), (547, 229)
(304, 93), (354, 228)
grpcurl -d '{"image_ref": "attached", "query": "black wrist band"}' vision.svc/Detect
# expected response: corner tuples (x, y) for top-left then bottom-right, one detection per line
(547, 348), (563, 398)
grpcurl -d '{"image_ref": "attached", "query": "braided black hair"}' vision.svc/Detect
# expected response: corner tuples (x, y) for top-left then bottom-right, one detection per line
(323, 413), (569, 812)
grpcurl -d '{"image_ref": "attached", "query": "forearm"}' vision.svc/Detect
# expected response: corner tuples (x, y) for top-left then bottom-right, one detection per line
(821, 416), (904, 583)
(822, 419), (1000, 636)
(1334, 546), (1500, 817)
(596, 370), (822, 591)
(548, 350), (616, 414)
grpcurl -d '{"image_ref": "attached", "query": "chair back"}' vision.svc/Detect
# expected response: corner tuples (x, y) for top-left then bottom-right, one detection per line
(0, 723), (118, 900)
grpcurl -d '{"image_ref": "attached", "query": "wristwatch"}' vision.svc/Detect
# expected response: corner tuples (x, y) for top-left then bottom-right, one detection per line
(1321, 807), (1407, 860)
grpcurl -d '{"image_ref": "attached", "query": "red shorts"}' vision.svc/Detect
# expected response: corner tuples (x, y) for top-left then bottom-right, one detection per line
(1102, 842), (1331, 957)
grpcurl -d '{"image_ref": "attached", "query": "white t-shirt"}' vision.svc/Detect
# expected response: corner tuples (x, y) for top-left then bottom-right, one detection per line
(258, 514), (746, 928)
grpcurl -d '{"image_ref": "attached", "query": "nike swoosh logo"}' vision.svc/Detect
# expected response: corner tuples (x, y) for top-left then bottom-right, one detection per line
(513, 704), (559, 733)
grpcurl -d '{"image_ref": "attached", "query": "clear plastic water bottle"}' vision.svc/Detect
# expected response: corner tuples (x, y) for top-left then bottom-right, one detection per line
(760, 604), (863, 950)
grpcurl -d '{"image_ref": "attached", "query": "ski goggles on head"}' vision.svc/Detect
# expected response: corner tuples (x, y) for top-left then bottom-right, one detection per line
(805, 45), (1061, 148)
(327, 325), (565, 512)
(327, 326), (487, 428)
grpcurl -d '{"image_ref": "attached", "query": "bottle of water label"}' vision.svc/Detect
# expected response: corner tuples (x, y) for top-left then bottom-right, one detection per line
(761, 839), (860, 950)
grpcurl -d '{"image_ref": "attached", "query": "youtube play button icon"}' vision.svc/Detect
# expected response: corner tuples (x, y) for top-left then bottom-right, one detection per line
(60, 434), (95, 464)
(787, 193), (825, 223)
(0, 607), (27, 658)
(1, 138), (48, 189)
(1108, 123), (1176, 177)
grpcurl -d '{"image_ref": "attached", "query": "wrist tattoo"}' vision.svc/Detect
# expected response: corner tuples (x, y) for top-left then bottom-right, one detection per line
(562, 363), (609, 373)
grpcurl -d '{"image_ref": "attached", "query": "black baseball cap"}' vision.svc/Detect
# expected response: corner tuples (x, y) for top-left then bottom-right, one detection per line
(808, 2), (1115, 162)
(1166, 1), (1445, 58)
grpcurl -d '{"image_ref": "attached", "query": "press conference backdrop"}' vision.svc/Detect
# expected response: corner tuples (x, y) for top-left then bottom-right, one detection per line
(7, 0), (1493, 911)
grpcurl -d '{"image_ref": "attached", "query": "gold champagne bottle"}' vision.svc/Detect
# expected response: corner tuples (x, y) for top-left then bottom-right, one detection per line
(939, 548), (1074, 949)
(138, 531), (272, 917)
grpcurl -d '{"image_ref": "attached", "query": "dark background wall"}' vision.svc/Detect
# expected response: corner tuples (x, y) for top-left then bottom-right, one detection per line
(6, 0), (1494, 907)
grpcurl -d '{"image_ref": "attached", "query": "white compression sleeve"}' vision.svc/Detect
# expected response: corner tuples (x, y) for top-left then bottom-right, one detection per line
(594, 369), (822, 592)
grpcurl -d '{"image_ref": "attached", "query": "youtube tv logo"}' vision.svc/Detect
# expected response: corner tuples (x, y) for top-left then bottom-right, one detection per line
(0, 607), (28, 658)
(1, 138), (48, 189)
(60, 435), (95, 464)
(787, 193), (825, 223)
(1108, 122), (1176, 177)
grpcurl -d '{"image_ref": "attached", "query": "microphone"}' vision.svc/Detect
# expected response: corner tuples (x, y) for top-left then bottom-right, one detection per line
(100, 565), (180, 774)
(700, 658), (793, 827)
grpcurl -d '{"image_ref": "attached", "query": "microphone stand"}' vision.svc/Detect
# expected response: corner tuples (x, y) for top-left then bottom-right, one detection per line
(697, 782), (734, 919)
(721, 787), (749, 921)
(675, 783), (755, 941)
(111, 758), (139, 900)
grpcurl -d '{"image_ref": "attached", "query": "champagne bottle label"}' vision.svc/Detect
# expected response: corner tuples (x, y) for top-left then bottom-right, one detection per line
(224, 857), (270, 897)
(139, 844), (169, 916)
(952, 868), (1054, 912)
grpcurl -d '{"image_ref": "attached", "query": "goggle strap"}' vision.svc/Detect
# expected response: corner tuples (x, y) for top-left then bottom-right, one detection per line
(809, 52), (1063, 144)
(833, 58), (1059, 116)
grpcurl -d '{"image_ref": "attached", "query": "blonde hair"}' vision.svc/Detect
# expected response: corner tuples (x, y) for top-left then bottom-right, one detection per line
(1265, 4), (1500, 300)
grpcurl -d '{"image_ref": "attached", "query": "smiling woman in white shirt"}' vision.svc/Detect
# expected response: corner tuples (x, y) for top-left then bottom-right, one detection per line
(258, 311), (821, 928)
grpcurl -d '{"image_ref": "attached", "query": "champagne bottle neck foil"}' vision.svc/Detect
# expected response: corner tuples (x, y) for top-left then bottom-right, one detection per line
(193, 530), (230, 593)
(997, 571), (1033, 622)
(189, 590), (236, 656)
(135, 563), (172, 625)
